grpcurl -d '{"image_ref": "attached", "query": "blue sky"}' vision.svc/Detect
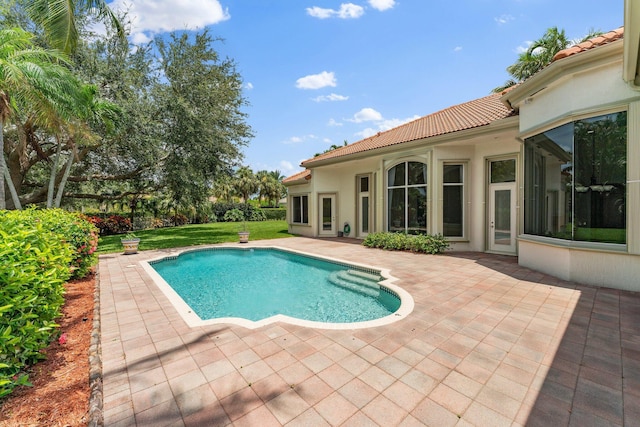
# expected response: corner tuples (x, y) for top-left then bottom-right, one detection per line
(107, 0), (624, 176)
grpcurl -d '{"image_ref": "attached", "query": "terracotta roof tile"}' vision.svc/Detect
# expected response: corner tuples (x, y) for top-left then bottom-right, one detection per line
(301, 93), (516, 166)
(282, 169), (311, 184)
(552, 27), (624, 62)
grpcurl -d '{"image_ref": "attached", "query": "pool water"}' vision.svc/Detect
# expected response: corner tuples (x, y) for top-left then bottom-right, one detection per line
(150, 248), (401, 323)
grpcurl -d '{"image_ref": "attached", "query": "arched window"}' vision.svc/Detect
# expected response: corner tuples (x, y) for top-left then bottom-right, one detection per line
(387, 161), (427, 234)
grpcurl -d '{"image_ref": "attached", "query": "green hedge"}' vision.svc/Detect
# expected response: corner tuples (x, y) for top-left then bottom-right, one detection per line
(362, 232), (450, 254)
(0, 209), (97, 398)
(262, 208), (286, 221)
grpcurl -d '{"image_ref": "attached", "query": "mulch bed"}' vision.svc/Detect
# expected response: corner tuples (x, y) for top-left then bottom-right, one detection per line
(0, 274), (95, 426)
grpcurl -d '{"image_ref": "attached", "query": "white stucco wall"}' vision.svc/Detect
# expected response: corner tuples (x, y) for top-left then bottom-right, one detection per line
(519, 240), (640, 292)
(515, 50), (640, 292)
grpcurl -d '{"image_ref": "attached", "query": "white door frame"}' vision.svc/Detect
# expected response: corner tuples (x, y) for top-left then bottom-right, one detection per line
(488, 182), (517, 254)
(356, 174), (372, 238)
(318, 193), (337, 236)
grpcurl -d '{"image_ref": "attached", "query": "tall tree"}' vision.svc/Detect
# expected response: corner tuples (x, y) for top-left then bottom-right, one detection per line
(27, 0), (124, 53)
(234, 166), (259, 204)
(493, 27), (602, 93)
(0, 27), (76, 209)
(155, 30), (253, 209)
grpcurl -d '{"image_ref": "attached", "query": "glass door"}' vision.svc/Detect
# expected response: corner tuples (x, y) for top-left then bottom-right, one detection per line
(318, 194), (336, 236)
(357, 175), (371, 238)
(489, 183), (517, 253)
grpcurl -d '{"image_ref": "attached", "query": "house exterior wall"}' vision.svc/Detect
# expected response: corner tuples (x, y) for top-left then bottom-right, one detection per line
(515, 52), (640, 291)
(287, 124), (521, 256)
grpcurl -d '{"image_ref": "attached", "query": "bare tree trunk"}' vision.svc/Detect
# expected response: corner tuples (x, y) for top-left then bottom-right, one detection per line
(47, 137), (62, 208)
(54, 145), (76, 208)
(0, 121), (22, 210)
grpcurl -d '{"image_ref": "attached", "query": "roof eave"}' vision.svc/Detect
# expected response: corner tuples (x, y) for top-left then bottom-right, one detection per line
(301, 115), (519, 168)
(502, 39), (624, 108)
(623, 0), (640, 88)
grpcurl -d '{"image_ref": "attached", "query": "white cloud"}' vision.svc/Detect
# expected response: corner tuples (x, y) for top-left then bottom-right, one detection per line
(283, 134), (317, 144)
(296, 71), (337, 90)
(368, 0), (395, 11)
(515, 41), (533, 54)
(349, 107), (383, 123)
(355, 127), (378, 138)
(494, 14), (514, 25)
(313, 93), (349, 102)
(453, 46), (463, 52)
(353, 113), (420, 138)
(279, 160), (295, 173)
(322, 138), (332, 143)
(245, 82), (254, 90)
(306, 3), (364, 19)
(328, 118), (343, 127)
(110, 0), (229, 43)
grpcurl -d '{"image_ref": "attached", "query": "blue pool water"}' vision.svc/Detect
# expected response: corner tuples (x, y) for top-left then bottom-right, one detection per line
(150, 248), (400, 323)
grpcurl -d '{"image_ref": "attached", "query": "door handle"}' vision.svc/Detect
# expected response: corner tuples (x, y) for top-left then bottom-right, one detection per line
(490, 222), (494, 228)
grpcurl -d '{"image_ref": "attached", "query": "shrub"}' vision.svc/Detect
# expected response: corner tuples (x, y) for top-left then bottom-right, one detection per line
(0, 209), (76, 398)
(222, 208), (245, 222)
(87, 215), (131, 235)
(169, 214), (189, 226)
(262, 208), (286, 221)
(362, 232), (450, 254)
(212, 202), (267, 222)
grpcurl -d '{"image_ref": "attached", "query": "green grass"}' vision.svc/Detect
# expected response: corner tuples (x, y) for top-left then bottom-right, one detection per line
(97, 221), (294, 254)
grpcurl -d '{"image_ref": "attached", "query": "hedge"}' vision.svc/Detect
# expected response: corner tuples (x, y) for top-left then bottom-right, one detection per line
(0, 209), (98, 398)
(362, 232), (450, 254)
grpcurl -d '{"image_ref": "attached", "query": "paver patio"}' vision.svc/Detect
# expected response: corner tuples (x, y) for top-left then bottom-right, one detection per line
(98, 237), (640, 426)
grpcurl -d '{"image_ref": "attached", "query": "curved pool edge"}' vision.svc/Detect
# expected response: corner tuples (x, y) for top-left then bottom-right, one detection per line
(140, 245), (415, 330)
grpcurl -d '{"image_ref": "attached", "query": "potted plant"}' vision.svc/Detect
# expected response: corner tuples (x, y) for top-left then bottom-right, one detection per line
(238, 221), (250, 243)
(121, 232), (141, 254)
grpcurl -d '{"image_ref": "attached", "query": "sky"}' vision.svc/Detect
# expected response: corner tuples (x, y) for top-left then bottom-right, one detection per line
(106, 0), (624, 177)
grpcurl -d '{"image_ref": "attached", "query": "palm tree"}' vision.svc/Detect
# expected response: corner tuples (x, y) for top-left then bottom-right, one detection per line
(493, 27), (602, 93)
(233, 166), (259, 204)
(0, 27), (74, 209)
(27, 0), (124, 54)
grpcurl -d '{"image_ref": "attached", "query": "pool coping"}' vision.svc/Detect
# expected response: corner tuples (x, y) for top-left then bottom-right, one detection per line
(139, 244), (415, 330)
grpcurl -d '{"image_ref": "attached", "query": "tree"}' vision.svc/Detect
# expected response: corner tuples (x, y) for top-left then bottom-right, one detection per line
(0, 27), (77, 209)
(493, 27), (602, 93)
(233, 166), (259, 204)
(257, 169), (286, 207)
(155, 30), (253, 210)
(26, 0), (124, 53)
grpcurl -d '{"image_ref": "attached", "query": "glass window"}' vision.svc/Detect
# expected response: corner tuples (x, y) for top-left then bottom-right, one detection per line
(524, 112), (627, 244)
(292, 195), (309, 224)
(387, 161), (427, 234)
(443, 164), (464, 237)
(490, 159), (516, 183)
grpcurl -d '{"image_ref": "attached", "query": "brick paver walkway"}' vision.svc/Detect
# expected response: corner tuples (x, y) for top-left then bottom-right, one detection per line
(99, 237), (640, 426)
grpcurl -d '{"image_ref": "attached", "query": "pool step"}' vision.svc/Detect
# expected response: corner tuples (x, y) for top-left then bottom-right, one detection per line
(346, 269), (382, 282)
(327, 270), (380, 298)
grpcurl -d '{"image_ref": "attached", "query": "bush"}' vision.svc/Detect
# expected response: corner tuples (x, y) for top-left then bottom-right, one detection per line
(169, 214), (189, 226)
(262, 208), (286, 221)
(222, 208), (245, 222)
(362, 232), (450, 254)
(87, 215), (131, 235)
(0, 209), (77, 398)
(213, 202), (267, 222)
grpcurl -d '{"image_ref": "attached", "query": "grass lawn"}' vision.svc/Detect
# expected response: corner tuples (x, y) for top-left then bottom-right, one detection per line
(97, 220), (294, 254)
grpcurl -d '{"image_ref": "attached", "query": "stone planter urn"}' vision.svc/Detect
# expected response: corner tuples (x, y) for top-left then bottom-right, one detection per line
(121, 234), (141, 254)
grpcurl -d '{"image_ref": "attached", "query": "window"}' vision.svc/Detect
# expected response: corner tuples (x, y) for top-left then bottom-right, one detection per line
(292, 195), (309, 224)
(387, 161), (427, 234)
(524, 112), (627, 244)
(443, 164), (464, 237)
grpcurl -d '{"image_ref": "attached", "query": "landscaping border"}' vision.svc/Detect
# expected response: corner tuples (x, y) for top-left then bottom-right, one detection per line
(88, 265), (103, 427)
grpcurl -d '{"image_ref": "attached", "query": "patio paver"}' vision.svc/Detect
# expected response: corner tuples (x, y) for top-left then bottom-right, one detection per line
(99, 237), (640, 426)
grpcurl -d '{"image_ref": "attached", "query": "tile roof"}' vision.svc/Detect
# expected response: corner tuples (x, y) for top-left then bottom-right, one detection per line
(552, 27), (624, 62)
(282, 169), (311, 184)
(301, 93), (516, 166)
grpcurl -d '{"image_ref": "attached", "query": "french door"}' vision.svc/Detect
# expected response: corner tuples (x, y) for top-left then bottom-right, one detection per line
(318, 194), (336, 236)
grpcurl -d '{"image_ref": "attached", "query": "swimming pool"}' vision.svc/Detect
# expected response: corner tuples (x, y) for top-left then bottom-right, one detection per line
(142, 246), (413, 329)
